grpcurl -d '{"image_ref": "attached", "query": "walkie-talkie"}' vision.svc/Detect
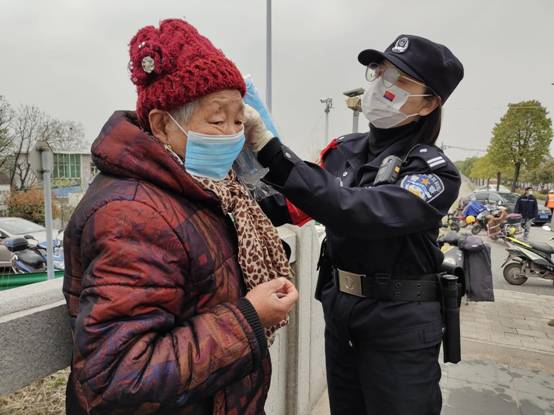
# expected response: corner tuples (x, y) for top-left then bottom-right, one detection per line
(373, 155), (402, 186)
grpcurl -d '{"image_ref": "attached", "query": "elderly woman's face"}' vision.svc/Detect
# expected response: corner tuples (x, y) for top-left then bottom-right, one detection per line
(165, 89), (245, 158)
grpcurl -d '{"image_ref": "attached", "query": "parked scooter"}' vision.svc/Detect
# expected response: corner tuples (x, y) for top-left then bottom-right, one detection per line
(0, 245), (18, 274)
(486, 208), (523, 240)
(438, 231), (466, 292)
(470, 210), (489, 235)
(502, 235), (554, 285)
(439, 230), (494, 302)
(27, 229), (65, 271)
(2, 237), (47, 273)
(446, 210), (468, 232)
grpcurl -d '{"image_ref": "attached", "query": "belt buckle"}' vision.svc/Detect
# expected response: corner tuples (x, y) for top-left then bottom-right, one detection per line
(338, 269), (364, 297)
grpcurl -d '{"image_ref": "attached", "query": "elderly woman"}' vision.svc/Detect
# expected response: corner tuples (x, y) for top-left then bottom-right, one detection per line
(63, 19), (298, 415)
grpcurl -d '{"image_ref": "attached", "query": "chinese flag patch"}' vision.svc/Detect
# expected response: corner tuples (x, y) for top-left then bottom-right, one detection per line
(383, 90), (396, 101)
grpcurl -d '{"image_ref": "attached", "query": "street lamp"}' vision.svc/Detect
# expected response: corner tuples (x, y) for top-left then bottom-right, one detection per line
(343, 88), (365, 133)
(320, 98), (333, 148)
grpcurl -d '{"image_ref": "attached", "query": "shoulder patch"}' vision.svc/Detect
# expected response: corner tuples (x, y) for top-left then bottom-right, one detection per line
(400, 174), (445, 202)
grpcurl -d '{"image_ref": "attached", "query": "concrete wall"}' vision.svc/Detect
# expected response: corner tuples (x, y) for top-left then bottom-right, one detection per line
(0, 223), (327, 415)
(0, 278), (72, 395)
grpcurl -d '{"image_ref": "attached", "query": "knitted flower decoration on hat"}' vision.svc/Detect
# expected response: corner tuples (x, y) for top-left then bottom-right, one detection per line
(129, 19), (246, 128)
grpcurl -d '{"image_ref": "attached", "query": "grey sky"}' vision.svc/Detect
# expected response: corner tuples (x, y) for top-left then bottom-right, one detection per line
(1, 0), (554, 162)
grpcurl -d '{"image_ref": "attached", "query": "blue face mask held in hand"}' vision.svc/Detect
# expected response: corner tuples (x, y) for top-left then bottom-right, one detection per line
(167, 113), (245, 181)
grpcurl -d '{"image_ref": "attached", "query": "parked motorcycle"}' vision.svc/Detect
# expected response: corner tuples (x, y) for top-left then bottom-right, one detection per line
(446, 211), (468, 232)
(27, 230), (65, 271)
(470, 210), (489, 235)
(438, 231), (466, 291)
(2, 237), (47, 273)
(487, 210), (523, 240)
(501, 236), (554, 285)
(0, 245), (18, 274)
(439, 230), (494, 301)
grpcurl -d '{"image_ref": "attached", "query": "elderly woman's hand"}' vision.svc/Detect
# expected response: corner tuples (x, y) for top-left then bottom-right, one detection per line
(244, 104), (274, 152)
(245, 277), (298, 328)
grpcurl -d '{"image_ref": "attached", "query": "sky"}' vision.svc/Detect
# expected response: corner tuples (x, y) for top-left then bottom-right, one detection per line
(1, 0), (554, 162)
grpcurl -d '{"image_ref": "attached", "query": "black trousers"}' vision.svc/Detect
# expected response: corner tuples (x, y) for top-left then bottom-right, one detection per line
(325, 325), (442, 415)
(320, 281), (443, 415)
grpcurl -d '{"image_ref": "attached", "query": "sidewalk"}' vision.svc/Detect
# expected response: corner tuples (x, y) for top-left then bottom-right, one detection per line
(311, 289), (554, 415)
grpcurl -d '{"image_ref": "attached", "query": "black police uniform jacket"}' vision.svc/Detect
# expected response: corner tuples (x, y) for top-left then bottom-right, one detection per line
(257, 124), (461, 351)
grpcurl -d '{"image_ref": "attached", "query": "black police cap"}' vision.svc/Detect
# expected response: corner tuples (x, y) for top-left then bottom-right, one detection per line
(358, 34), (464, 103)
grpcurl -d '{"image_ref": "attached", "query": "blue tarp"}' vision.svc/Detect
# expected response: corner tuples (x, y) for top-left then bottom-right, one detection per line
(463, 200), (487, 217)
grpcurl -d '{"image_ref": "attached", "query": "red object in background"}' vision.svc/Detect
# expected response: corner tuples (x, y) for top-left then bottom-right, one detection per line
(286, 199), (312, 227)
(383, 90), (396, 101)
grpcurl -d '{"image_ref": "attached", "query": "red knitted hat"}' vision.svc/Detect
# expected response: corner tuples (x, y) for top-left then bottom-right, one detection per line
(129, 19), (246, 128)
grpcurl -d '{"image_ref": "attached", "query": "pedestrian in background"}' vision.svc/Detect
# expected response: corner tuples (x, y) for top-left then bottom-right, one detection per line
(514, 187), (538, 241)
(545, 189), (554, 215)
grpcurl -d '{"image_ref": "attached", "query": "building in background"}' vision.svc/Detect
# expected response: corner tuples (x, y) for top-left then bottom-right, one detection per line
(50, 151), (96, 198)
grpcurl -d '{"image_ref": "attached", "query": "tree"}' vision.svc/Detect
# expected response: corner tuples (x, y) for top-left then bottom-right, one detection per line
(7, 189), (60, 224)
(469, 154), (512, 180)
(488, 100), (553, 191)
(8, 105), (46, 190)
(0, 96), (13, 171)
(7, 104), (87, 190)
(522, 157), (554, 186)
(454, 156), (478, 177)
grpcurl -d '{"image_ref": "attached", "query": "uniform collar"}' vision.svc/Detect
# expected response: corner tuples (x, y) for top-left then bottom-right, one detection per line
(365, 124), (420, 169)
(368, 122), (419, 156)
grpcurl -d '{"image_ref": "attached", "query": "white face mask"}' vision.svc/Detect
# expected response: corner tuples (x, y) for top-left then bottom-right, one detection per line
(361, 78), (431, 129)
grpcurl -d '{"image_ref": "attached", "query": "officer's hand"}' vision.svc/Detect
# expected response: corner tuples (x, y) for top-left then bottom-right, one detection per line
(245, 277), (298, 327)
(244, 104), (274, 152)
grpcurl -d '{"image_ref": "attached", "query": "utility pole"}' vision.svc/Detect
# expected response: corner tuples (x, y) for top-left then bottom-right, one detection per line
(320, 98), (333, 148)
(29, 140), (55, 280)
(266, 0), (272, 112)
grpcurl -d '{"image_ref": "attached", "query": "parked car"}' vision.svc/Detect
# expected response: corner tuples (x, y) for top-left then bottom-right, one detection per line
(467, 191), (552, 225)
(0, 217), (52, 246)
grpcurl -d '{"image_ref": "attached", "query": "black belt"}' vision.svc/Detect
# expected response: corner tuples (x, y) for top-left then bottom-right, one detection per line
(334, 268), (440, 302)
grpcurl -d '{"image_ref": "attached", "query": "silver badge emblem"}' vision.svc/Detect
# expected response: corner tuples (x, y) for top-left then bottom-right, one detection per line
(392, 37), (409, 53)
(141, 56), (155, 74)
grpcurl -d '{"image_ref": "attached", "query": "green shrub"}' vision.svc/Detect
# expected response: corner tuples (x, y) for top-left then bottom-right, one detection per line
(7, 189), (60, 224)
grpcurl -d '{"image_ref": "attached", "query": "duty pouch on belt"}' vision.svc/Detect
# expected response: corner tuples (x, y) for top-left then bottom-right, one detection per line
(315, 237), (332, 301)
(439, 274), (462, 364)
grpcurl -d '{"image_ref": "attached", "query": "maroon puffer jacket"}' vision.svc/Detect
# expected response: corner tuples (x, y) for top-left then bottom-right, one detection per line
(63, 111), (270, 415)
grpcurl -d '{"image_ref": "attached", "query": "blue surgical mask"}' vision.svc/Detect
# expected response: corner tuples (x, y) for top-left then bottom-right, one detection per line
(167, 113), (245, 181)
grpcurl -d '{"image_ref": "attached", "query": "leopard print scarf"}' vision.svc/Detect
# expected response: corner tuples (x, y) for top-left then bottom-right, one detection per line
(194, 171), (293, 346)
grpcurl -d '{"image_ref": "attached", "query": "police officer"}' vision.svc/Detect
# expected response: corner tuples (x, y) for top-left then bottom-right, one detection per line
(245, 34), (464, 414)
